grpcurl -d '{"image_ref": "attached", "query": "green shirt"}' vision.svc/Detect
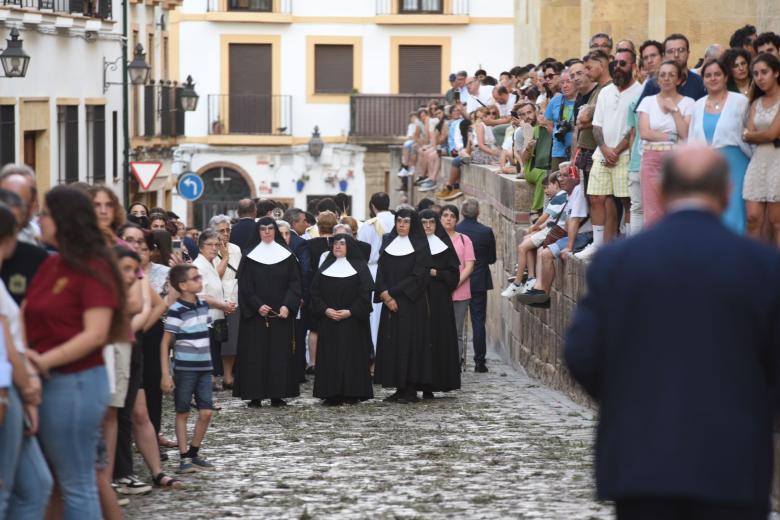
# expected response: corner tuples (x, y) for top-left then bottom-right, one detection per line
(626, 97), (642, 172)
(575, 84), (604, 150)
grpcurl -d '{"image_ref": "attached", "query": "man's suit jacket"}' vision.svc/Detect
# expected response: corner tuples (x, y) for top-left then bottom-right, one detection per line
(230, 218), (256, 250)
(289, 233), (312, 297)
(565, 209), (780, 507)
(455, 217), (496, 292)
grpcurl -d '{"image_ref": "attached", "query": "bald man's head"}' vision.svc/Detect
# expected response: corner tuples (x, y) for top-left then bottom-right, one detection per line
(661, 146), (729, 213)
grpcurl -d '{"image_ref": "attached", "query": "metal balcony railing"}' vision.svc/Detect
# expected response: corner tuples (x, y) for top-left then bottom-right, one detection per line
(207, 94), (292, 136)
(350, 94), (443, 137)
(207, 0), (290, 13)
(1, 0), (113, 19)
(376, 0), (468, 15)
(143, 82), (185, 139)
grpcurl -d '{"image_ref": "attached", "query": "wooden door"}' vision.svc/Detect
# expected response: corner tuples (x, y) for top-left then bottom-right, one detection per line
(23, 131), (36, 172)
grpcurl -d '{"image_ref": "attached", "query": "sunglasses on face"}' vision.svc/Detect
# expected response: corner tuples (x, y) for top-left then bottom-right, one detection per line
(614, 60), (631, 68)
(544, 73), (559, 80)
(665, 47), (687, 55)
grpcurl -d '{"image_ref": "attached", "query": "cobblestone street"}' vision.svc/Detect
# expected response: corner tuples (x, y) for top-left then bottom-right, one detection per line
(126, 350), (610, 519)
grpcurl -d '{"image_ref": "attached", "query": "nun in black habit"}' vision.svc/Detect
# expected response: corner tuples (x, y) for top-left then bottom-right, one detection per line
(420, 209), (461, 396)
(310, 234), (374, 405)
(234, 217), (302, 407)
(373, 208), (433, 403)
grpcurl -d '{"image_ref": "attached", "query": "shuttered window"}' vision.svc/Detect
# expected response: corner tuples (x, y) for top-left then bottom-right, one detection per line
(314, 45), (354, 94)
(400, 0), (442, 13)
(398, 45), (441, 94)
(0, 106), (15, 167)
(86, 105), (106, 183)
(57, 105), (79, 184)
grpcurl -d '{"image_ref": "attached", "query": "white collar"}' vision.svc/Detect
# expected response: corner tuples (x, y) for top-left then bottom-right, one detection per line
(318, 251), (329, 267)
(427, 234), (448, 255)
(322, 257), (357, 278)
(247, 240), (291, 265)
(384, 235), (414, 256)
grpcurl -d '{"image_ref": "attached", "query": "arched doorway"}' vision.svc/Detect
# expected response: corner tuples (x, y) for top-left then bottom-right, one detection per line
(192, 166), (252, 229)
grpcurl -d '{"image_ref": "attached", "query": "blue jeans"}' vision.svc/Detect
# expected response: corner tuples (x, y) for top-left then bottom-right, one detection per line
(37, 366), (109, 520)
(173, 370), (213, 413)
(0, 387), (53, 519)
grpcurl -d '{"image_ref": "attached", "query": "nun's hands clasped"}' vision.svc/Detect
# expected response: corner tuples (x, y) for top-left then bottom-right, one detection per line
(259, 304), (272, 317)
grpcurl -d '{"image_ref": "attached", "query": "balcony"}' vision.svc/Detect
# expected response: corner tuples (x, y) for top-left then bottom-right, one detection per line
(375, 0), (469, 23)
(208, 94), (292, 138)
(206, 0), (291, 22)
(0, 0), (112, 19)
(132, 82), (185, 146)
(350, 94), (441, 138)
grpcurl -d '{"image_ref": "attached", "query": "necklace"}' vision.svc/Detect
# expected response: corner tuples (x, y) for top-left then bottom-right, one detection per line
(706, 93), (727, 111)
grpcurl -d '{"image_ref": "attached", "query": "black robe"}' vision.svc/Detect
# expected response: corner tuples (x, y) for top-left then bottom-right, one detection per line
(310, 272), (374, 400)
(373, 239), (433, 389)
(234, 255), (302, 400)
(426, 249), (461, 392)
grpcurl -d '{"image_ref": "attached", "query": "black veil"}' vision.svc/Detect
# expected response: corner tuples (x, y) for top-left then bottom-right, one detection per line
(242, 216), (290, 254)
(378, 207), (430, 256)
(317, 233), (374, 289)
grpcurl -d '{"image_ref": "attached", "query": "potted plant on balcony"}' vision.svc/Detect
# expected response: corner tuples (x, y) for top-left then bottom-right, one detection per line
(295, 173), (310, 192)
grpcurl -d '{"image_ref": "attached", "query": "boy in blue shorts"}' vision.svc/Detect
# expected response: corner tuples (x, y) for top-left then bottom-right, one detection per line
(161, 264), (215, 474)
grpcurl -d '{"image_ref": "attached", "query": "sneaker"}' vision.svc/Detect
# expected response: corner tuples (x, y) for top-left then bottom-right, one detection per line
(574, 242), (598, 261)
(178, 457), (197, 474)
(114, 475), (152, 495)
(442, 188), (463, 201)
(191, 456), (215, 471)
(516, 289), (550, 304)
(418, 179), (436, 192)
(398, 166), (409, 177)
(413, 177), (426, 186)
(434, 187), (452, 199)
(475, 363), (489, 373)
(500, 282), (525, 298)
(523, 277), (536, 292)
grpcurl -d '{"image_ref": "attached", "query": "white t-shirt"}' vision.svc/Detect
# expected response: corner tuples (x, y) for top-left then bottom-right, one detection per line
(193, 254), (225, 321)
(636, 94), (696, 140)
(494, 94), (517, 117)
(592, 81), (644, 151)
(465, 85), (495, 113)
(502, 126), (525, 152)
(565, 184), (592, 234)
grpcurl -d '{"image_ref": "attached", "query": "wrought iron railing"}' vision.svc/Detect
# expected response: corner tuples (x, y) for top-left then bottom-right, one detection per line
(1, 0), (113, 19)
(350, 94), (442, 137)
(206, 0), (290, 13)
(207, 94), (292, 136)
(376, 0), (468, 15)
(143, 82), (185, 138)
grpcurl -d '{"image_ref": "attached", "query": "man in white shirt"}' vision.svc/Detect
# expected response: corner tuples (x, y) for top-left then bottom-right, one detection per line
(577, 49), (643, 260)
(356, 192), (396, 349)
(464, 76), (495, 114)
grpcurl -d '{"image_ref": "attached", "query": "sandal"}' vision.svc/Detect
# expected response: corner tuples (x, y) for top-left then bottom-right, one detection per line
(158, 435), (177, 448)
(153, 472), (183, 489)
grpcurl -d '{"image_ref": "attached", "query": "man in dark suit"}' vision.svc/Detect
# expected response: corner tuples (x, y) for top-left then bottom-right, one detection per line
(565, 146), (780, 519)
(455, 198), (497, 372)
(229, 198), (257, 249)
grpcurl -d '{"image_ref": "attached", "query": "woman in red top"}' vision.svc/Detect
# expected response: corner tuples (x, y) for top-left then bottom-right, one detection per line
(25, 186), (125, 520)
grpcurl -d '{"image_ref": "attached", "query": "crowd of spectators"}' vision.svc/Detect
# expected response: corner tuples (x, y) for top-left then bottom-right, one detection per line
(398, 26), (780, 306)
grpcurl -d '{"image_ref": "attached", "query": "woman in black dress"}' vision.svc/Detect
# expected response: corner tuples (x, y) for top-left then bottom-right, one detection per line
(310, 234), (374, 405)
(374, 208), (433, 404)
(419, 209), (461, 397)
(234, 217), (302, 408)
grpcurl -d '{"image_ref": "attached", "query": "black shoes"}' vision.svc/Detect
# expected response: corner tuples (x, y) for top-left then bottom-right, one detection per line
(422, 391), (435, 400)
(383, 390), (401, 402)
(322, 398), (343, 407)
(475, 363), (489, 373)
(517, 289), (550, 304)
(271, 399), (287, 407)
(248, 399), (262, 408)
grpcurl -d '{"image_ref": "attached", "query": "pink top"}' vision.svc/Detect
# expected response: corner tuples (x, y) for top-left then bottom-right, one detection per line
(450, 232), (475, 301)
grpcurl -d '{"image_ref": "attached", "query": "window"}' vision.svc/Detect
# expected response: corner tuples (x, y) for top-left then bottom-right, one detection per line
(57, 105), (79, 184)
(86, 105), (106, 183)
(314, 45), (354, 94)
(0, 106), (15, 167)
(228, 0), (271, 11)
(398, 45), (442, 93)
(399, 0), (442, 13)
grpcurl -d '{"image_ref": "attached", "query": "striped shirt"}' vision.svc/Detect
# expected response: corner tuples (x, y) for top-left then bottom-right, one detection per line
(545, 190), (568, 227)
(165, 298), (212, 371)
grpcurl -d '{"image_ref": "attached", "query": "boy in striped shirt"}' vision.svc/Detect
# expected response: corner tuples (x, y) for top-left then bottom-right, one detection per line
(161, 264), (216, 474)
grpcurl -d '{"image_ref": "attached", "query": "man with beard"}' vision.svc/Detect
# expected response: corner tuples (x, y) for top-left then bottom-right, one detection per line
(576, 49), (643, 260)
(517, 102), (552, 217)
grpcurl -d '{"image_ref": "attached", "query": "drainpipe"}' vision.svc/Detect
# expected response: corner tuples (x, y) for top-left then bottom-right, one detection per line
(122, 0), (130, 207)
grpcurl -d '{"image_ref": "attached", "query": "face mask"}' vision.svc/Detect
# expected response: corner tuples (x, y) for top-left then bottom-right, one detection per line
(127, 214), (149, 229)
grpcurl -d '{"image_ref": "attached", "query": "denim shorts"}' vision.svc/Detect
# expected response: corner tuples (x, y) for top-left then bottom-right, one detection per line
(173, 370), (213, 413)
(548, 231), (593, 258)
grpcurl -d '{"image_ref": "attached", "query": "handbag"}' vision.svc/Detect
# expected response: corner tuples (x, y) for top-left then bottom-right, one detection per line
(211, 318), (229, 343)
(542, 199), (569, 247)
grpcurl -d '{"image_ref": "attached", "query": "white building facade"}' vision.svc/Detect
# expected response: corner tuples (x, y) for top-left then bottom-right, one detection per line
(171, 0), (514, 225)
(0, 0), (124, 197)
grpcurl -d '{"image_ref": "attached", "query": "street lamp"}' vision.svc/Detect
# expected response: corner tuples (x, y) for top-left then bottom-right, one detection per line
(180, 75), (199, 112)
(308, 126), (324, 159)
(0, 28), (30, 78)
(103, 43), (151, 93)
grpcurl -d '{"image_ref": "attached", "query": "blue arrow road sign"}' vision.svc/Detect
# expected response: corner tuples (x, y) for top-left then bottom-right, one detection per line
(177, 173), (204, 202)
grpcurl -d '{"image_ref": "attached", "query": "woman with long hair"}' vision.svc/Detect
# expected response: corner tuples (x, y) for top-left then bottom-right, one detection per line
(743, 53), (780, 243)
(688, 58), (752, 234)
(24, 186), (125, 518)
(470, 107), (501, 165)
(722, 48), (753, 96)
(637, 60), (696, 226)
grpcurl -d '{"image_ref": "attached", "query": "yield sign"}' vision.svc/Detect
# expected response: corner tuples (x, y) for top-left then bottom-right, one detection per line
(130, 161), (163, 191)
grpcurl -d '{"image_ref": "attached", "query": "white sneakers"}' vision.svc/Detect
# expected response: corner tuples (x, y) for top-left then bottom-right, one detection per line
(501, 277), (536, 298)
(574, 242), (598, 261)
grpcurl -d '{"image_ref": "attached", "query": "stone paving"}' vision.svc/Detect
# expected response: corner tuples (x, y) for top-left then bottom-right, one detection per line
(125, 350), (611, 519)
